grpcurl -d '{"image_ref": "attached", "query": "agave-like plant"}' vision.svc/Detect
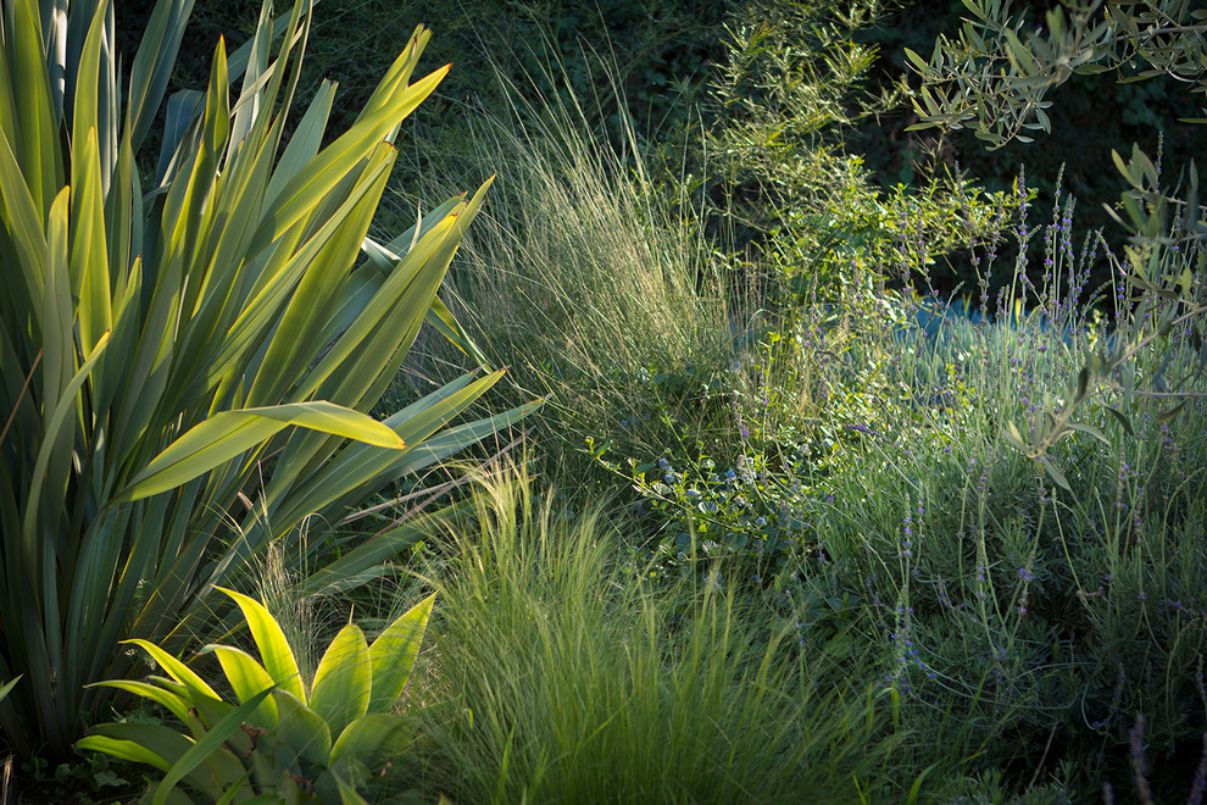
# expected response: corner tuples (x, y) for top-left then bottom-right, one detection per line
(0, 0), (532, 756)
(80, 588), (436, 803)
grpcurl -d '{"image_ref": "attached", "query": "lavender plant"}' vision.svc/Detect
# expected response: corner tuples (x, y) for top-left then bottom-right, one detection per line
(601, 174), (1205, 796)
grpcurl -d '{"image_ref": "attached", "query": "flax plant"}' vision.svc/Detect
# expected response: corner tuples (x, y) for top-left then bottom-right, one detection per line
(0, 0), (532, 756)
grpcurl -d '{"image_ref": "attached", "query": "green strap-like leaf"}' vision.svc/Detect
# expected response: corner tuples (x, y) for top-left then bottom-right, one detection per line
(118, 401), (405, 502)
(253, 63), (449, 248)
(76, 735), (172, 772)
(0, 675), (21, 703)
(426, 293), (494, 369)
(361, 230), (492, 368)
(87, 680), (192, 725)
(296, 502), (469, 599)
(22, 331), (110, 564)
(70, 128), (112, 357)
(121, 638), (221, 701)
(0, 129), (48, 314)
(9, 0), (62, 212)
(126, 0), (196, 151)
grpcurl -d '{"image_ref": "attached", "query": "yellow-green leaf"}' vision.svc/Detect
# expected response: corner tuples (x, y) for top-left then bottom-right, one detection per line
(309, 624), (371, 737)
(76, 736), (172, 772)
(122, 638), (221, 702)
(367, 593), (434, 713)
(214, 587), (306, 703)
(87, 680), (192, 725)
(205, 645), (279, 729)
(119, 401), (404, 501)
(274, 689), (332, 767)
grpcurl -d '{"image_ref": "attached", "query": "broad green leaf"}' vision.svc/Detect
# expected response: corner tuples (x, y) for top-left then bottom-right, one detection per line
(91, 723), (245, 796)
(367, 594), (434, 713)
(274, 689), (332, 767)
(309, 624), (371, 737)
(1038, 456), (1072, 493)
(215, 587), (306, 703)
(333, 771), (371, 805)
(204, 645), (279, 729)
(329, 713), (413, 771)
(152, 686), (272, 805)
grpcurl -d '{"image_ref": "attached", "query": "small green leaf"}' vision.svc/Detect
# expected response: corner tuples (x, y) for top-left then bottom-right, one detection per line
(1038, 456), (1072, 493)
(0, 676), (21, 703)
(1105, 406), (1134, 437)
(1002, 420), (1028, 453)
(1067, 422), (1111, 447)
(1157, 400), (1188, 425)
(903, 48), (930, 71)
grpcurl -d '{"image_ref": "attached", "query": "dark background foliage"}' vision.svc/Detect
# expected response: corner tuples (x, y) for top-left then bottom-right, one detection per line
(117, 0), (1200, 276)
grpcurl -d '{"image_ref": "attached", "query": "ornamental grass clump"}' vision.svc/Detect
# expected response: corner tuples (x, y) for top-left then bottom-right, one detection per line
(0, 0), (532, 757)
